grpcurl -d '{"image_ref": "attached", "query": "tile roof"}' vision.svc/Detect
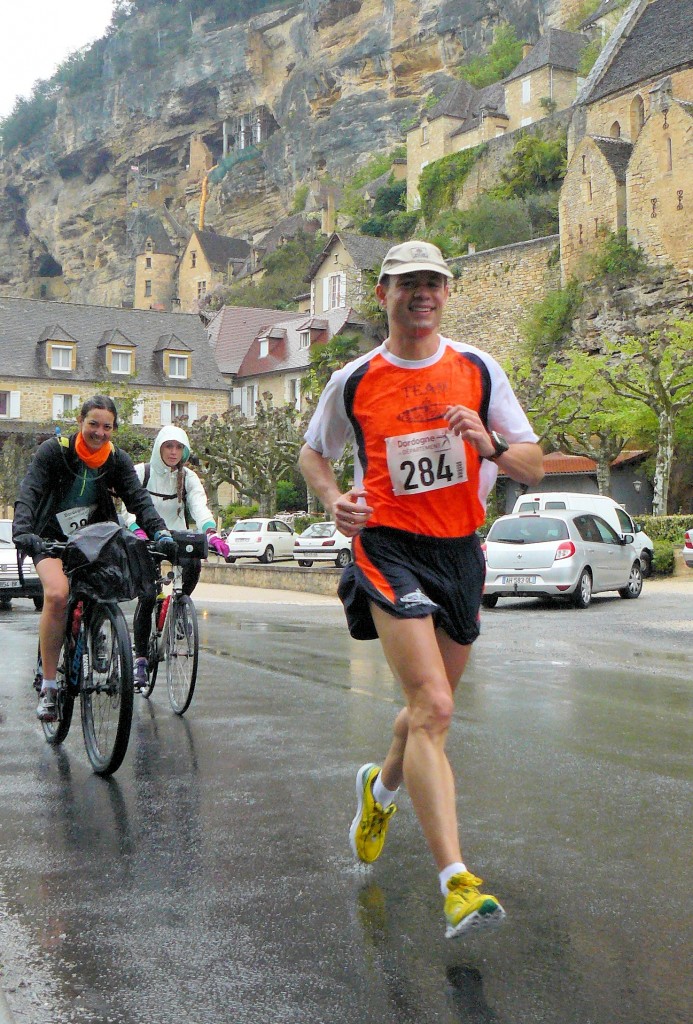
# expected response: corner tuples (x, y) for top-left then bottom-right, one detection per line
(590, 136), (633, 180)
(236, 306), (370, 380)
(500, 450), (649, 476)
(449, 82), (507, 137)
(504, 28), (588, 83)
(207, 305), (305, 374)
(194, 229), (251, 270)
(0, 295), (227, 392)
(588, 0), (693, 101)
(426, 80), (478, 122)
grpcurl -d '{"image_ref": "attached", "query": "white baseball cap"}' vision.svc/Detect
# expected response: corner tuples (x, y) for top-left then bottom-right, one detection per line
(378, 240), (453, 282)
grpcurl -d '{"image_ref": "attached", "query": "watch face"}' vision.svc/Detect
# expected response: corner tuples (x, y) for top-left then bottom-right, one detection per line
(491, 432), (509, 456)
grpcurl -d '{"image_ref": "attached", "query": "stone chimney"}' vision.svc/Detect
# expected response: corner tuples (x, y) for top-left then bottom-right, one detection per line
(522, 43), (533, 59)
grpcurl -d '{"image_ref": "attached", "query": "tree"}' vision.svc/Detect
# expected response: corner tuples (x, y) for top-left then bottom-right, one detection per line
(0, 436), (30, 513)
(457, 23), (524, 88)
(593, 320), (693, 514)
(188, 394), (304, 516)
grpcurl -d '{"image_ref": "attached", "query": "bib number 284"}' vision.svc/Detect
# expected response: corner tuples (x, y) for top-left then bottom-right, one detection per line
(386, 428), (467, 497)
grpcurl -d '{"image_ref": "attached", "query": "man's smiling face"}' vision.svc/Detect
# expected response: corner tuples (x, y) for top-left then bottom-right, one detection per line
(376, 270), (449, 342)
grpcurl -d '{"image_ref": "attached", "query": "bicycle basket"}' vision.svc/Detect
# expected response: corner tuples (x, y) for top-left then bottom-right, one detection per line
(62, 522), (157, 602)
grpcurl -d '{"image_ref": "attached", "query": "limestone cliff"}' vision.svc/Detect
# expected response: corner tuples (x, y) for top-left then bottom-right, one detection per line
(0, 0), (559, 305)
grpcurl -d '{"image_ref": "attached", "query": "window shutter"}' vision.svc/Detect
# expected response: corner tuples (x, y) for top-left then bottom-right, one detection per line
(9, 392), (20, 418)
(322, 277), (329, 312)
(188, 402), (198, 422)
(132, 398), (144, 425)
(52, 395), (63, 418)
(160, 401), (172, 425)
(339, 272), (347, 307)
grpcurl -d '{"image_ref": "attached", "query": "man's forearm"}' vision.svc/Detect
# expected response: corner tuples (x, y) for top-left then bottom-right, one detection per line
(493, 443), (544, 486)
(298, 444), (341, 512)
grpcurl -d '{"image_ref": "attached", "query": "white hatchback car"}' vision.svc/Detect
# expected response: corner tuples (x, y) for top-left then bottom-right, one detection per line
(0, 520), (43, 609)
(482, 510), (643, 608)
(224, 518), (295, 564)
(293, 522), (352, 568)
(683, 529), (693, 568)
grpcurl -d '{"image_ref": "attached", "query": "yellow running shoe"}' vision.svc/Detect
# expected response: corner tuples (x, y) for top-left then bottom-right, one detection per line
(444, 871), (506, 939)
(349, 763), (397, 863)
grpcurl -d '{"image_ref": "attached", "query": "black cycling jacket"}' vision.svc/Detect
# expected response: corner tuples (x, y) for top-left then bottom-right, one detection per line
(13, 434), (168, 543)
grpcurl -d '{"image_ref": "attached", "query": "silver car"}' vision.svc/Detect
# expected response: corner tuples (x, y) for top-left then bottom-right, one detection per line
(482, 510), (643, 609)
(683, 529), (693, 569)
(0, 520), (43, 610)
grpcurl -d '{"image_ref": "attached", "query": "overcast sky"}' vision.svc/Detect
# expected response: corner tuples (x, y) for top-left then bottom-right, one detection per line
(0, 0), (116, 119)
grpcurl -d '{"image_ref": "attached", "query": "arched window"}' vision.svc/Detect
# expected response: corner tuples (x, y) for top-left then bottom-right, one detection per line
(610, 121), (621, 138)
(630, 95), (645, 139)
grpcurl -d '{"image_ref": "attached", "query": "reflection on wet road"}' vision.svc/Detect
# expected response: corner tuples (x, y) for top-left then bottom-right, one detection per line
(0, 585), (691, 1024)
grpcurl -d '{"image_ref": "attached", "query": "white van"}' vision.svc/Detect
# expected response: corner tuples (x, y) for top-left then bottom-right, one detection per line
(511, 492), (654, 576)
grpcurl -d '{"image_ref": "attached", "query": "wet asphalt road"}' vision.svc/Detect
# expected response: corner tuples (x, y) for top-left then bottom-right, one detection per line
(0, 579), (691, 1024)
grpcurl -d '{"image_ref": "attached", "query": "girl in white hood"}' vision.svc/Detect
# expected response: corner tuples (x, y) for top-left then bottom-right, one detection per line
(124, 425), (229, 687)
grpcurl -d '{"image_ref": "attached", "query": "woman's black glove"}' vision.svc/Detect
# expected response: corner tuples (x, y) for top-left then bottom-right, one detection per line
(153, 530), (178, 562)
(13, 533), (45, 558)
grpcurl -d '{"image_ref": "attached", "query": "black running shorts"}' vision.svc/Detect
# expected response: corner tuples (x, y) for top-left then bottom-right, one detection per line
(337, 525), (485, 645)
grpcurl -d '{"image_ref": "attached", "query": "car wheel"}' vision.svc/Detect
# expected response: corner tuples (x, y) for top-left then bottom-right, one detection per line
(259, 545), (274, 564)
(225, 556), (236, 563)
(619, 561), (643, 599)
(571, 569), (592, 608)
(33, 595), (44, 611)
(639, 550), (652, 578)
(297, 560), (313, 567)
(0, 598), (11, 610)
(335, 549), (351, 568)
(481, 594), (498, 608)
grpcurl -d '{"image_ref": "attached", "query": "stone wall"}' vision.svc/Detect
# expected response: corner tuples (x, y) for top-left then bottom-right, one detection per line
(442, 235), (561, 364)
(200, 558), (341, 596)
(134, 252), (177, 311)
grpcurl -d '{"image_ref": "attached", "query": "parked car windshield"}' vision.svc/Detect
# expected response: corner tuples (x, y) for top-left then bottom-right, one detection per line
(233, 521), (263, 532)
(488, 517), (570, 544)
(302, 524), (336, 538)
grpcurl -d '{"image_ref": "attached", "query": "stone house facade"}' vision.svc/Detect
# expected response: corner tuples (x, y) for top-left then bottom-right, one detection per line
(406, 28), (587, 207)
(0, 297), (230, 439)
(560, 0), (693, 279)
(306, 232), (390, 317)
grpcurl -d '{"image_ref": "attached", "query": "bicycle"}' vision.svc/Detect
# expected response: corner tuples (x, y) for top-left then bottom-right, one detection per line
(138, 533), (205, 716)
(29, 536), (135, 777)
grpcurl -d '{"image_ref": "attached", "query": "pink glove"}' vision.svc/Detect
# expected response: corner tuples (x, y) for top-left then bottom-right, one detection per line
(208, 534), (230, 559)
(133, 528), (148, 540)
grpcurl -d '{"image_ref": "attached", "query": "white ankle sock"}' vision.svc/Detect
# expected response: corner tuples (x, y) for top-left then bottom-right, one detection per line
(41, 679), (57, 691)
(372, 774), (399, 808)
(439, 862), (467, 895)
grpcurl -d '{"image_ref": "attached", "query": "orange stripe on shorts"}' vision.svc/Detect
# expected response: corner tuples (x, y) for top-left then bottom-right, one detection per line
(353, 533), (396, 605)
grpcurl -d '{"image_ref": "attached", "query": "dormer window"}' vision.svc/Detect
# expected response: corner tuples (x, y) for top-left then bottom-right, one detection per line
(259, 338), (269, 358)
(111, 349), (132, 375)
(51, 345), (73, 371)
(168, 354), (189, 379)
(145, 239), (153, 253)
(299, 330), (310, 349)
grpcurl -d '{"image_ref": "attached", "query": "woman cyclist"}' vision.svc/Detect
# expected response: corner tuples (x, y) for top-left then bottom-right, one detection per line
(13, 395), (178, 722)
(122, 424), (229, 690)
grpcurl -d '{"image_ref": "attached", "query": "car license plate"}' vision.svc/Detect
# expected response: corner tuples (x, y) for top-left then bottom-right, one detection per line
(502, 575), (536, 585)
(0, 580), (19, 589)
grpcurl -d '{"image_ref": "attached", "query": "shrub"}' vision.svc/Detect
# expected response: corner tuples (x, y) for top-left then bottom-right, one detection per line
(589, 229), (648, 283)
(220, 503), (260, 530)
(636, 514), (689, 544)
(419, 146), (485, 224)
(291, 184), (309, 214)
(520, 279), (583, 358)
(457, 23), (523, 88)
(651, 540), (675, 576)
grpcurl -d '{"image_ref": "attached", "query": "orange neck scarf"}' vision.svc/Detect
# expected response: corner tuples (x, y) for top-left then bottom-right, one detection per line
(74, 432), (113, 469)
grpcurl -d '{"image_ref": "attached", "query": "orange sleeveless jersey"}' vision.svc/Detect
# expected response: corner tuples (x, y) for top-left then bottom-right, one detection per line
(342, 345), (491, 538)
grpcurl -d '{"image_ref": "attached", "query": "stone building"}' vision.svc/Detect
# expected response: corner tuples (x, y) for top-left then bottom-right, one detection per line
(0, 297), (229, 439)
(131, 212), (179, 312)
(306, 233), (391, 317)
(406, 28), (588, 207)
(177, 229), (251, 312)
(560, 0), (693, 279)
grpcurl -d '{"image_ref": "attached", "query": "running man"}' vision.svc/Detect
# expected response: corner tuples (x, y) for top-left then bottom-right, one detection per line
(299, 240), (544, 938)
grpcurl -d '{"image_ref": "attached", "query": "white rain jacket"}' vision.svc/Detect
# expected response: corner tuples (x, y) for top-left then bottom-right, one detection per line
(122, 425), (216, 535)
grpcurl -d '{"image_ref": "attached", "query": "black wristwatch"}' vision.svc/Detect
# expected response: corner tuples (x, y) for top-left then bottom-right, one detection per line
(484, 431), (509, 461)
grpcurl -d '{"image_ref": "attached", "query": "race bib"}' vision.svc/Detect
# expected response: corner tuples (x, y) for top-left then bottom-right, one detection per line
(385, 428), (467, 496)
(55, 505), (97, 536)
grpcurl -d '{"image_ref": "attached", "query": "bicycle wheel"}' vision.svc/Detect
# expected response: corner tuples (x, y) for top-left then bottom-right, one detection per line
(38, 639), (75, 746)
(166, 594), (198, 716)
(81, 603), (134, 776)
